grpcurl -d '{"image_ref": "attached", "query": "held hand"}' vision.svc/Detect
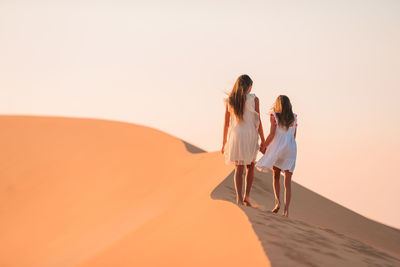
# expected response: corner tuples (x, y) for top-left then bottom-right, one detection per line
(260, 142), (267, 154)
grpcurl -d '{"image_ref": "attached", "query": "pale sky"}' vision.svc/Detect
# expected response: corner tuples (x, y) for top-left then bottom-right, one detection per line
(1, 0), (400, 228)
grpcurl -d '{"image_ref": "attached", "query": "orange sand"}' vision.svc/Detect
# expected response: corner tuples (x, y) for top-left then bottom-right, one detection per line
(0, 116), (268, 267)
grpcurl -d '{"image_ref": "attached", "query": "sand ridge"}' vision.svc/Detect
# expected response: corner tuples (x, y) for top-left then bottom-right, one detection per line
(0, 115), (268, 267)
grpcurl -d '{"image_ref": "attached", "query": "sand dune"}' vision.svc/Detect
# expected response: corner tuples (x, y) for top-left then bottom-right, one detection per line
(0, 115), (267, 267)
(1, 115), (399, 266)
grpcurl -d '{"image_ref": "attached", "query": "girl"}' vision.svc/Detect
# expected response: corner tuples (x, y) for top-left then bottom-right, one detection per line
(257, 95), (297, 217)
(222, 74), (265, 206)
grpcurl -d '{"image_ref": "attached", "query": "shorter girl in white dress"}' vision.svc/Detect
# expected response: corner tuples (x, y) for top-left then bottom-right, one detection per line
(257, 95), (297, 217)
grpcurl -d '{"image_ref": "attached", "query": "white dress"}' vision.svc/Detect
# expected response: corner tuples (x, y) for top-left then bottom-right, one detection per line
(256, 112), (297, 173)
(224, 93), (260, 165)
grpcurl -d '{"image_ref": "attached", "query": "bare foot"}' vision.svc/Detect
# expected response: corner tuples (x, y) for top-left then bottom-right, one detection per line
(271, 203), (280, 213)
(237, 199), (244, 205)
(243, 198), (254, 207)
(283, 209), (289, 217)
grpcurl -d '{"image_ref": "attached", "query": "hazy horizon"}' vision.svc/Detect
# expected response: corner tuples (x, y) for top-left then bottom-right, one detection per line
(1, 0), (400, 229)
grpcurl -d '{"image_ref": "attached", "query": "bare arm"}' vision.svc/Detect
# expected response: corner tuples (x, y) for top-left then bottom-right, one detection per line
(261, 114), (277, 153)
(221, 103), (230, 153)
(254, 97), (265, 144)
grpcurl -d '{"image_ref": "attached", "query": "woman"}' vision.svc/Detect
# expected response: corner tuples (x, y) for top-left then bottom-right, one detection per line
(221, 74), (265, 206)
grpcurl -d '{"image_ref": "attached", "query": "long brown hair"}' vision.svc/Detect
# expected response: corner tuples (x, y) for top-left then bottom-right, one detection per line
(273, 95), (294, 129)
(228, 74), (253, 120)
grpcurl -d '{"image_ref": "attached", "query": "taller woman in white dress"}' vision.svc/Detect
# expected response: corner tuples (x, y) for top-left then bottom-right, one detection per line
(222, 74), (265, 206)
(257, 95), (297, 217)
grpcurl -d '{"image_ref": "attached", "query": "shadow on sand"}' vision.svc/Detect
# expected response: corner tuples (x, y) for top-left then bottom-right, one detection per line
(210, 169), (400, 267)
(182, 141), (206, 154)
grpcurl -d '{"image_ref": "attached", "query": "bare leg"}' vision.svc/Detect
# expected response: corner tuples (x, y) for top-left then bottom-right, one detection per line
(272, 166), (281, 213)
(283, 170), (292, 217)
(243, 162), (255, 206)
(234, 165), (244, 205)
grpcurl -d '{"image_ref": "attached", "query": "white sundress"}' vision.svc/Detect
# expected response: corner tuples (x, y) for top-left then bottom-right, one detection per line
(224, 93), (260, 165)
(256, 112), (297, 173)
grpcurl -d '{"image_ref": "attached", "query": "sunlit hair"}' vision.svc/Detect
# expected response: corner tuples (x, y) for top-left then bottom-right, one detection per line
(228, 74), (253, 120)
(273, 95), (294, 130)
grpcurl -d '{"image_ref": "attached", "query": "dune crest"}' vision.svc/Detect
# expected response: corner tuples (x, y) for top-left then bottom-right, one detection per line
(0, 115), (268, 267)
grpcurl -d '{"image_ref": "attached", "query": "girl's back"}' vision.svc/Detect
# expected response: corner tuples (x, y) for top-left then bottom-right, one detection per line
(256, 95), (297, 174)
(272, 112), (297, 144)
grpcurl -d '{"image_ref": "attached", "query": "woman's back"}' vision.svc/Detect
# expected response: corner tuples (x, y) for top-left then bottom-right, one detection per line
(229, 93), (259, 130)
(224, 93), (260, 165)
